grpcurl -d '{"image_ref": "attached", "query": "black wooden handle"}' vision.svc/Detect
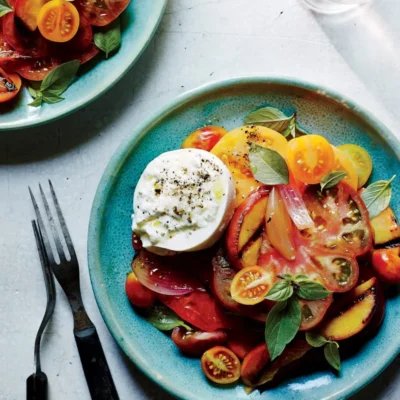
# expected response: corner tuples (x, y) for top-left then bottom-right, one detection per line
(74, 326), (119, 400)
(27, 372), (47, 400)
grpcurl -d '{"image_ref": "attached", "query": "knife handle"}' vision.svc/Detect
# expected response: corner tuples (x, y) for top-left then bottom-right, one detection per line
(74, 326), (119, 400)
(26, 372), (47, 400)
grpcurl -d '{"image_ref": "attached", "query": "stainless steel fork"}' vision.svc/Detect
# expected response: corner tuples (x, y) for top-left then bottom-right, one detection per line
(29, 181), (119, 400)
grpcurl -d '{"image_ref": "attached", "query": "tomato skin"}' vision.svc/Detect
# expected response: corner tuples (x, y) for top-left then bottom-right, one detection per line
(3, 12), (48, 57)
(37, 0), (80, 43)
(299, 296), (333, 330)
(372, 246), (400, 284)
(287, 135), (335, 184)
(125, 272), (156, 308)
(181, 126), (227, 152)
(171, 327), (227, 356)
(77, 0), (130, 27)
(241, 343), (270, 386)
(201, 346), (241, 384)
(0, 67), (21, 102)
(158, 291), (237, 332)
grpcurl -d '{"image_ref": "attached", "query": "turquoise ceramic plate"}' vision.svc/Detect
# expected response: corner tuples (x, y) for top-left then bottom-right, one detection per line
(88, 78), (400, 400)
(0, 0), (167, 130)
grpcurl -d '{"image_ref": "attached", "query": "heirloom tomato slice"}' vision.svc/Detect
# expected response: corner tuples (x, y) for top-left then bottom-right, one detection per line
(76, 0), (130, 27)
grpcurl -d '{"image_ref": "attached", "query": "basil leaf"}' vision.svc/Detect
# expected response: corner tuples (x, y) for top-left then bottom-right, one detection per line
(41, 60), (80, 94)
(28, 87), (38, 99)
(265, 279), (293, 302)
(324, 341), (341, 371)
(361, 176), (396, 218)
(249, 143), (289, 185)
(265, 297), (301, 361)
(42, 92), (64, 104)
(305, 331), (329, 348)
(245, 107), (295, 137)
(293, 274), (309, 282)
(296, 280), (331, 300)
(0, 0), (12, 18)
(145, 304), (191, 331)
(94, 18), (121, 59)
(28, 94), (43, 108)
(320, 171), (347, 190)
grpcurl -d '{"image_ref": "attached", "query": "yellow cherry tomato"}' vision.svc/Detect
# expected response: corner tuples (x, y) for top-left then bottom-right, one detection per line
(37, 0), (80, 43)
(331, 146), (358, 190)
(287, 135), (335, 184)
(338, 144), (373, 188)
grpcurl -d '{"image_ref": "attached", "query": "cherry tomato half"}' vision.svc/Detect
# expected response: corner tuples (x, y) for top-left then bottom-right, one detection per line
(181, 126), (227, 152)
(37, 0), (80, 43)
(125, 271), (156, 308)
(0, 67), (21, 103)
(201, 346), (241, 384)
(287, 135), (335, 184)
(230, 266), (273, 305)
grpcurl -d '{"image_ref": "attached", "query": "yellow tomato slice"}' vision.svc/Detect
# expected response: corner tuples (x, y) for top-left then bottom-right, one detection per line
(287, 135), (335, 184)
(230, 266), (273, 305)
(37, 0), (80, 43)
(331, 146), (358, 190)
(211, 125), (288, 206)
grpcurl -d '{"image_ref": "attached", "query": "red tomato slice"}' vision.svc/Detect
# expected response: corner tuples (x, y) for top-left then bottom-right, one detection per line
(13, 57), (61, 80)
(2, 12), (48, 57)
(301, 182), (373, 257)
(158, 291), (237, 332)
(76, 0), (130, 26)
(0, 31), (33, 67)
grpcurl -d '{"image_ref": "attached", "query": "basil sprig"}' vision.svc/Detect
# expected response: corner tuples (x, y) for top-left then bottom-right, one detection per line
(94, 19), (121, 58)
(361, 175), (396, 218)
(244, 106), (308, 139)
(265, 274), (331, 360)
(249, 143), (289, 185)
(320, 171), (347, 190)
(145, 304), (191, 331)
(306, 331), (341, 371)
(28, 60), (80, 107)
(0, 0), (12, 18)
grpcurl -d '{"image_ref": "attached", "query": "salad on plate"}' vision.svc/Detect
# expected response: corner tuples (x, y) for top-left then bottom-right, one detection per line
(125, 106), (400, 390)
(0, 0), (130, 106)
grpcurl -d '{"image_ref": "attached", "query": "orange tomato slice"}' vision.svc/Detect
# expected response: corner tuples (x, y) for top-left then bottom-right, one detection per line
(37, 0), (80, 43)
(287, 135), (335, 184)
(0, 68), (22, 103)
(231, 266), (273, 305)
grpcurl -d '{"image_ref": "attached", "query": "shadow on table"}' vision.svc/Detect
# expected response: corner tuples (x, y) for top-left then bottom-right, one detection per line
(307, 0), (400, 124)
(0, 22), (168, 165)
(118, 347), (176, 400)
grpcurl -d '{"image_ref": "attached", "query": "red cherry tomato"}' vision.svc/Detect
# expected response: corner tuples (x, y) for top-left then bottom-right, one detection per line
(171, 327), (227, 356)
(372, 246), (400, 284)
(76, 0), (130, 26)
(125, 271), (156, 308)
(201, 346), (241, 384)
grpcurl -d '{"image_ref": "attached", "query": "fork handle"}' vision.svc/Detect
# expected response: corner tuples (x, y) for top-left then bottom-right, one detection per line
(74, 326), (119, 400)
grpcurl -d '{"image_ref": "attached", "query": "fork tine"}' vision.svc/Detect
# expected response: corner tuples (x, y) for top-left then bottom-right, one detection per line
(39, 183), (66, 261)
(29, 187), (56, 266)
(48, 180), (76, 259)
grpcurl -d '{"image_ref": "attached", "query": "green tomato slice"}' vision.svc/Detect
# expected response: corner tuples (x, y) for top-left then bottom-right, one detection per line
(338, 144), (373, 188)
